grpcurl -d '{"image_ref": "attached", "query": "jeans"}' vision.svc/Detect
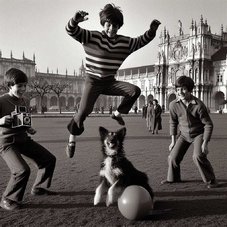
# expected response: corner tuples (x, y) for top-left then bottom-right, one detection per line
(167, 133), (216, 183)
(0, 137), (56, 202)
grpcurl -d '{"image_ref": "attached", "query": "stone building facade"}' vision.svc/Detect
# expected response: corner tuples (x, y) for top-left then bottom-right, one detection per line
(1, 16), (226, 113)
(118, 16), (227, 113)
(0, 51), (86, 112)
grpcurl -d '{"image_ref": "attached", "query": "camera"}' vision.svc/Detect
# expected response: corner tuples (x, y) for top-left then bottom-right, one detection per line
(11, 106), (31, 128)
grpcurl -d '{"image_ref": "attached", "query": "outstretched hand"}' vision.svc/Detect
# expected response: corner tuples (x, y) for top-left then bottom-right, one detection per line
(73, 11), (89, 23)
(150, 19), (161, 31)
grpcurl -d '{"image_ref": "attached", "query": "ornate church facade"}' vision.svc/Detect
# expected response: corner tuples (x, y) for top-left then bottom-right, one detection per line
(0, 16), (226, 113)
(118, 16), (227, 113)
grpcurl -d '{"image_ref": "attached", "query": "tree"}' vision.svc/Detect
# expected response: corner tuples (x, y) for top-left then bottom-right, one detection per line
(50, 82), (69, 114)
(28, 77), (51, 114)
(0, 84), (8, 95)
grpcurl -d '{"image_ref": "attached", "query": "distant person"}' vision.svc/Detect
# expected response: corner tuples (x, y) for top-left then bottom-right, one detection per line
(109, 105), (113, 115)
(65, 3), (161, 158)
(0, 68), (56, 211)
(151, 99), (162, 134)
(134, 105), (138, 114)
(101, 106), (104, 114)
(146, 101), (154, 131)
(142, 104), (148, 118)
(161, 76), (218, 188)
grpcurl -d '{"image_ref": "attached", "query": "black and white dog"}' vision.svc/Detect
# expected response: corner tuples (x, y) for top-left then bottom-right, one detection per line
(94, 126), (154, 207)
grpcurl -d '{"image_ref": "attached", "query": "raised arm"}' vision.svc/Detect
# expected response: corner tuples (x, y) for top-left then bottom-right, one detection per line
(129, 19), (161, 53)
(65, 11), (89, 41)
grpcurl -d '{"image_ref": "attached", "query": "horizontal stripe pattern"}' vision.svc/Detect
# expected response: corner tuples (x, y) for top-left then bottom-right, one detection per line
(66, 18), (155, 78)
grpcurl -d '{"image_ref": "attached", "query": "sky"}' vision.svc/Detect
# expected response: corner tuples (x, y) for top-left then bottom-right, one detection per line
(0, 0), (227, 75)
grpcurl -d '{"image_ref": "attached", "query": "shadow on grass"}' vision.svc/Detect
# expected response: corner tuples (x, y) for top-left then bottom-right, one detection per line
(23, 197), (227, 221)
(23, 202), (104, 209)
(56, 191), (94, 196)
(37, 135), (227, 144)
(147, 197), (227, 220)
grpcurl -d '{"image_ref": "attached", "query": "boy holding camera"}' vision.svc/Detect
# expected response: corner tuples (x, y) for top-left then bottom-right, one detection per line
(0, 68), (56, 211)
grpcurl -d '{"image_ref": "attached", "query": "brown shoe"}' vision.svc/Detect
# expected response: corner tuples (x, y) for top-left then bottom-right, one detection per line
(66, 141), (76, 158)
(0, 198), (21, 211)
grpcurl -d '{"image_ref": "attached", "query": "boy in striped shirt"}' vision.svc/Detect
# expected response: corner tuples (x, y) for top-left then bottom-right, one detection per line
(65, 3), (161, 158)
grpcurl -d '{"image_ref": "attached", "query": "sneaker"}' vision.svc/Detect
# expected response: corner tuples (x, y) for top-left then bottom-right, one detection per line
(161, 180), (182, 185)
(66, 141), (76, 158)
(0, 198), (21, 211)
(111, 114), (125, 125)
(207, 180), (218, 189)
(31, 187), (58, 196)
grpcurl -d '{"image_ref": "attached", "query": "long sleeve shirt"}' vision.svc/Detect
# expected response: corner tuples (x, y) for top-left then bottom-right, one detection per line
(0, 94), (29, 142)
(66, 17), (156, 78)
(169, 95), (213, 141)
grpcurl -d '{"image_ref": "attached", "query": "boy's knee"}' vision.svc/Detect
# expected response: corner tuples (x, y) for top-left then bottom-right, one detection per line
(193, 153), (205, 162)
(52, 155), (57, 166)
(168, 155), (177, 166)
(46, 154), (56, 168)
(135, 86), (141, 97)
(131, 86), (141, 98)
(17, 166), (31, 178)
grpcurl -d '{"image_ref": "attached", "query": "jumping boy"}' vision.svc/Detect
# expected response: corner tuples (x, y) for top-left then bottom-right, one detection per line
(65, 3), (161, 158)
(161, 76), (218, 188)
(0, 68), (56, 211)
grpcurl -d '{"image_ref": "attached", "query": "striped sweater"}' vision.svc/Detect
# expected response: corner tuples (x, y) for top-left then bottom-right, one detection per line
(66, 18), (156, 78)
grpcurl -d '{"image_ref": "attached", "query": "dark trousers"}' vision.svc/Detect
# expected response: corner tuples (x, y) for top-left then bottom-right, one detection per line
(67, 76), (141, 135)
(167, 134), (216, 183)
(0, 137), (56, 202)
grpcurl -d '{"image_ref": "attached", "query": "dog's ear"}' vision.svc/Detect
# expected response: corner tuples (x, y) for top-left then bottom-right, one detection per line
(117, 127), (126, 139)
(99, 126), (108, 137)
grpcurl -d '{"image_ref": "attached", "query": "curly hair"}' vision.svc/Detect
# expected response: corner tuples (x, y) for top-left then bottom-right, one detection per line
(99, 3), (124, 28)
(175, 76), (195, 92)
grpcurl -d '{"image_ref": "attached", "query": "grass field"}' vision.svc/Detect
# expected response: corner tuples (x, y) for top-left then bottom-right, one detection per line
(0, 113), (227, 226)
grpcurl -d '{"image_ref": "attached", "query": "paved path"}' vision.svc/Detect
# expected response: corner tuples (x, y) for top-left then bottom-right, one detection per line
(0, 113), (226, 226)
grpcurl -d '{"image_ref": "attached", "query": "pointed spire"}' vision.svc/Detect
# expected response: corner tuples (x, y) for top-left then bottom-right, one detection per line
(10, 50), (13, 58)
(190, 19), (194, 30)
(221, 24), (223, 34)
(23, 51), (25, 59)
(178, 20), (183, 35)
(200, 15), (203, 24)
(33, 53), (36, 62)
